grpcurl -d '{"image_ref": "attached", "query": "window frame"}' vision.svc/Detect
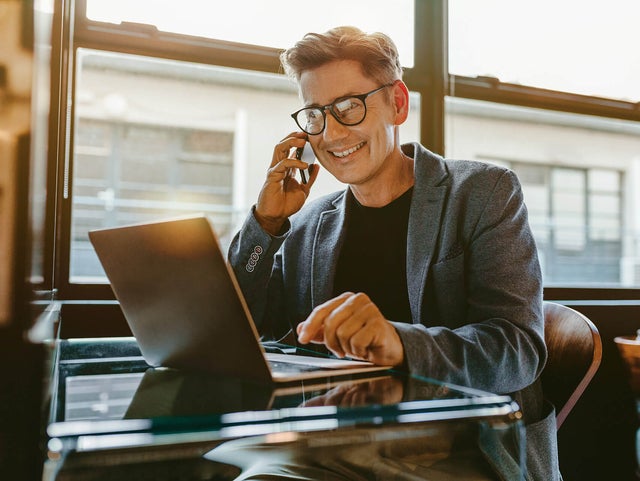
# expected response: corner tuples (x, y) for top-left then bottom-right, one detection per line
(49, 0), (640, 302)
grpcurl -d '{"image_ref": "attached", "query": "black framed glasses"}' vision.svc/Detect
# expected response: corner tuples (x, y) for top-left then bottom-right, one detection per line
(291, 83), (393, 135)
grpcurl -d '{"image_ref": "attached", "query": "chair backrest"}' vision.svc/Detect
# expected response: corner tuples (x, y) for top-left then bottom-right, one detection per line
(541, 301), (602, 430)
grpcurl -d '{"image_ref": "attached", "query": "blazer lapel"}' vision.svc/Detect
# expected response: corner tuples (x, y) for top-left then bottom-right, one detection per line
(311, 192), (348, 307)
(406, 144), (449, 324)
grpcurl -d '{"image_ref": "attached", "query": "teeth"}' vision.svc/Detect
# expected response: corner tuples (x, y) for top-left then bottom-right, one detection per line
(333, 142), (364, 158)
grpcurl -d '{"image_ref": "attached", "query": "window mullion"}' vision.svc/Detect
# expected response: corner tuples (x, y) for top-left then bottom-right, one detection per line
(74, 0), (282, 74)
(413, 0), (447, 155)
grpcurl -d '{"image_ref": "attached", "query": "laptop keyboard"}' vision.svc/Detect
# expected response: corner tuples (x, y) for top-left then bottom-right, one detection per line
(268, 360), (327, 373)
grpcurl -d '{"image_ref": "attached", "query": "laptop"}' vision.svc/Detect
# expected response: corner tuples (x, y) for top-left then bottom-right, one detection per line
(88, 214), (390, 383)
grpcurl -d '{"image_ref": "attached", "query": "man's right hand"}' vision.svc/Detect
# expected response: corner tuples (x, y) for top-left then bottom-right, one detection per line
(254, 132), (319, 235)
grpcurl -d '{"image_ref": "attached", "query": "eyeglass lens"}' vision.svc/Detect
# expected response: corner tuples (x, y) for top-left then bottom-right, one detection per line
(297, 97), (366, 135)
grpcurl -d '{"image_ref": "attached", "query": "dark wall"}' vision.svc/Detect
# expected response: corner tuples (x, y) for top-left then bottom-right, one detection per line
(0, 330), (47, 481)
(60, 303), (130, 338)
(559, 303), (640, 481)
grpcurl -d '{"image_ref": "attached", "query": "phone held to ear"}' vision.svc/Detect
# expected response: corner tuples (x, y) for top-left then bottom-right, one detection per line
(294, 143), (316, 184)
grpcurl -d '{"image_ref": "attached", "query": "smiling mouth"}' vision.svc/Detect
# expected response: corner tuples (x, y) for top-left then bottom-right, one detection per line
(331, 142), (365, 158)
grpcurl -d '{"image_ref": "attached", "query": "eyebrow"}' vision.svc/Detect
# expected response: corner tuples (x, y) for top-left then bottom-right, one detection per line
(304, 90), (362, 109)
(303, 84), (380, 109)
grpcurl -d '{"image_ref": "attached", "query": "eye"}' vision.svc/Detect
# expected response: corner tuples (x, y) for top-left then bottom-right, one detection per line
(334, 98), (359, 115)
(306, 108), (322, 121)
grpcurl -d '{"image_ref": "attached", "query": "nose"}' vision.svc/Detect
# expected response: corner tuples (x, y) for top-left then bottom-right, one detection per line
(323, 111), (350, 142)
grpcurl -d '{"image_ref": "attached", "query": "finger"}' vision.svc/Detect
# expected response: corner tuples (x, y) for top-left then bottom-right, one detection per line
(330, 313), (367, 359)
(287, 162), (320, 199)
(333, 300), (377, 357)
(297, 292), (352, 344)
(355, 302), (387, 356)
(300, 394), (328, 407)
(271, 133), (308, 168)
(297, 295), (347, 346)
(267, 157), (317, 186)
(322, 294), (368, 357)
(346, 325), (377, 361)
(348, 318), (403, 365)
(279, 131), (308, 144)
(341, 385), (365, 406)
(322, 387), (350, 406)
(326, 293), (375, 358)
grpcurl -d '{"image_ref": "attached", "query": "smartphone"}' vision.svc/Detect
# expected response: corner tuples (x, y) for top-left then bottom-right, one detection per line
(294, 142), (316, 184)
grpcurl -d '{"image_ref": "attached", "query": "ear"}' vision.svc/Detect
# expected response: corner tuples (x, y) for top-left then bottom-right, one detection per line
(391, 80), (410, 125)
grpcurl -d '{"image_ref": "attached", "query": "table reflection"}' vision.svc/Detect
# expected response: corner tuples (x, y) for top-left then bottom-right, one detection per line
(299, 376), (404, 407)
(204, 419), (502, 481)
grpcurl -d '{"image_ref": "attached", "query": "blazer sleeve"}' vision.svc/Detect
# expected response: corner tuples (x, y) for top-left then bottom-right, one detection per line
(393, 168), (546, 395)
(227, 206), (290, 340)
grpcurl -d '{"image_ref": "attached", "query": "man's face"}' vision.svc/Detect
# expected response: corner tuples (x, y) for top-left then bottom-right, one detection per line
(299, 60), (399, 189)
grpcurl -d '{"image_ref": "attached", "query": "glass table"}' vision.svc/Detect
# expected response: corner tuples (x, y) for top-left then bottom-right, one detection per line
(43, 337), (526, 481)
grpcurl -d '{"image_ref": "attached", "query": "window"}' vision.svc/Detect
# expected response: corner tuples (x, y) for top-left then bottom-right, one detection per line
(446, 0), (640, 295)
(449, 0), (640, 102)
(50, 0), (640, 300)
(446, 97), (639, 287)
(55, 4), (421, 292)
(85, 0), (416, 67)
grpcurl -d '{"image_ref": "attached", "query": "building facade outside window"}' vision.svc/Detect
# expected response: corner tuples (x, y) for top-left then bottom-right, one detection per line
(53, 0), (640, 298)
(446, 97), (640, 287)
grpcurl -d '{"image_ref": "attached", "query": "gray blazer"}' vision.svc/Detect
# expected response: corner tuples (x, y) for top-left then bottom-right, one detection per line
(230, 142), (545, 393)
(229, 142), (559, 479)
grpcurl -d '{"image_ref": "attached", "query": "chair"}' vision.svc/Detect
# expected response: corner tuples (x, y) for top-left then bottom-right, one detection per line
(541, 301), (602, 430)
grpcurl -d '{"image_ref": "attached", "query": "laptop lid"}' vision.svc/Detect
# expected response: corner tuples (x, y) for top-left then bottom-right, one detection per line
(89, 215), (273, 383)
(89, 215), (387, 383)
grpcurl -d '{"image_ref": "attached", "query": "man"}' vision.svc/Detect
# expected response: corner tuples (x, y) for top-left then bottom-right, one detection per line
(228, 26), (559, 479)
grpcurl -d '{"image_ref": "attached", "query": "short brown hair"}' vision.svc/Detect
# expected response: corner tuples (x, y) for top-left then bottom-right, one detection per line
(280, 26), (403, 84)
